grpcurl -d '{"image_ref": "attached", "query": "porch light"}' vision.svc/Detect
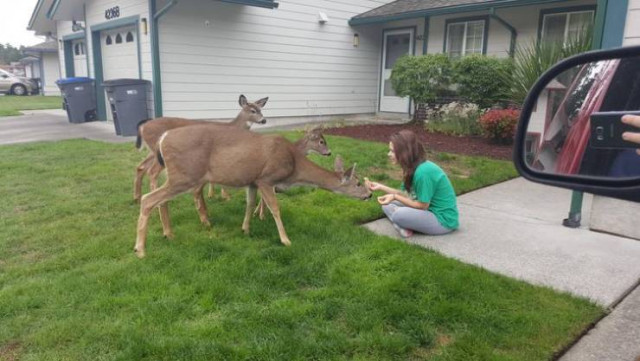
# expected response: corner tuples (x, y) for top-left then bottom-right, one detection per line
(353, 33), (359, 47)
(141, 18), (148, 35)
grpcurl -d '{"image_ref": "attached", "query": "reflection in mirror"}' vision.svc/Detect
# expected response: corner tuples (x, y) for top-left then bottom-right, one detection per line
(524, 56), (640, 178)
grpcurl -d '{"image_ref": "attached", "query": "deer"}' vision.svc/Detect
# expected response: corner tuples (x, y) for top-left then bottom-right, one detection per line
(133, 124), (371, 258)
(253, 127), (331, 220)
(133, 94), (268, 203)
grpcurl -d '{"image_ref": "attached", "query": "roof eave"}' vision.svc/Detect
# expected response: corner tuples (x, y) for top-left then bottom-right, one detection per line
(349, 0), (574, 26)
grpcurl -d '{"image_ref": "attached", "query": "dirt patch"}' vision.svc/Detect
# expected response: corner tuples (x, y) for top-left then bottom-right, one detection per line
(324, 123), (513, 161)
(0, 341), (22, 361)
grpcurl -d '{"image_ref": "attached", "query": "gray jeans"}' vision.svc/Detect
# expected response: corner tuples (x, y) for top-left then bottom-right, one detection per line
(382, 201), (454, 236)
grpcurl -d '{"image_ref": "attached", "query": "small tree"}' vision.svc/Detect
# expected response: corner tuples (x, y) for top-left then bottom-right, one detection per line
(390, 54), (452, 124)
(452, 55), (514, 109)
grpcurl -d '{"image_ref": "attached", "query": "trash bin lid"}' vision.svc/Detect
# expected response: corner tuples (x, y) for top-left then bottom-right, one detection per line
(55, 77), (94, 85)
(102, 78), (150, 87)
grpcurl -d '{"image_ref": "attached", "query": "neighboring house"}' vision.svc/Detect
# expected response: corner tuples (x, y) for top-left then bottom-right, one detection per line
(27, 0), (630, 122)
(23, 40), (62, 96)
(20, 56), (41, 79)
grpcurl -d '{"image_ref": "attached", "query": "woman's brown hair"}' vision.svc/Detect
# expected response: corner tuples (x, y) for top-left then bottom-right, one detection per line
(390, 130), (425, 193)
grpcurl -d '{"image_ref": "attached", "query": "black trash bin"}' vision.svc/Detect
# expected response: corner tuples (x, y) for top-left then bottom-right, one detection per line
(102, 79), (150, 136)
(55, 77), (98, 123)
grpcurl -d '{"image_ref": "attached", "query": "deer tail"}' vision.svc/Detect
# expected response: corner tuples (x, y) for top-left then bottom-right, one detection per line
(136, 118), (152, 150)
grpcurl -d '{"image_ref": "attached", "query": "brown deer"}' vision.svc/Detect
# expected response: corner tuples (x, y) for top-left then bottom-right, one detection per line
(253, 127), (331, 220)
(133, 94), (268, 202)
(134, 124), (371, 258)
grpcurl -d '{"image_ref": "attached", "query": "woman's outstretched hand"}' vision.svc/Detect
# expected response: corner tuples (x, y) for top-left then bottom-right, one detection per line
(377, 194), (395, 205)
(364, 177), (384, 191)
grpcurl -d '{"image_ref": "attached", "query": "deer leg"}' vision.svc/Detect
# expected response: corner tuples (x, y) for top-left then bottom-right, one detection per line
(193, 183), (211, 227)
(253, 191), (269, 220)
(135, 185), (182, 258)
(134, 154), (154, 202)
(242, 185), (258, 234)
(256, 184), (291, 247)
(220, 186), (231, 201)
(147, 161), (173, 238)
(207, 183), (215, 199)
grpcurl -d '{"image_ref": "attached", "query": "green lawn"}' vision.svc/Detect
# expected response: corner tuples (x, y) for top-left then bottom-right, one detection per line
(0, 134), (602, 360)
(0, 95), (62, 117)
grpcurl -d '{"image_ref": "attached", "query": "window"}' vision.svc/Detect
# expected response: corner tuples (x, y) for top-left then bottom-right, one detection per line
(541, 10), (594, 44)
(126, 32), (134, 43)
(115, 33), (123, 44)
(106, 35), (112, 45)
(446, 19), (485, 57)
(74, 44), (80, 55)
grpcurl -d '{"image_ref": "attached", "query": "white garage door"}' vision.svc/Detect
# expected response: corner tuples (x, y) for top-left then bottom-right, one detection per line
(100, 25), (139, 120)
(72, 39), (88, 77)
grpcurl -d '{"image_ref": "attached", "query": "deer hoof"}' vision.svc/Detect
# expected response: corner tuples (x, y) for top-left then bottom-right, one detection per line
(281, 239), (291, 247)
(164, 232), (174, 240)
(203, 220), (211, 228)
(134, 248), (146, 258)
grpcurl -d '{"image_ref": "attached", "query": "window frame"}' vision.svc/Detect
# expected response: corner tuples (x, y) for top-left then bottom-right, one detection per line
(538, 5), (596, 45)
(443, 16), (489, 57)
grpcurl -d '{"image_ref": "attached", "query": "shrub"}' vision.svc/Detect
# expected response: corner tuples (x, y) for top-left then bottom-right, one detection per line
(425, 102), (482, 136)
(479, 108), (520, 143)
(452, 55), (514, 108)
(499, 25), (593, 105)
(390, 54), (453, 123)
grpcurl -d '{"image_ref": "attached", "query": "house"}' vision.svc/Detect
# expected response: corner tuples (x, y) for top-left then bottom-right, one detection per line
(27, 0), (632, 123)
(23, 40), (62, 95)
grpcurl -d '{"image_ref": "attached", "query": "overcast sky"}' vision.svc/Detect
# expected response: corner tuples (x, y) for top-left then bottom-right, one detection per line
(1, 0), (47, 47)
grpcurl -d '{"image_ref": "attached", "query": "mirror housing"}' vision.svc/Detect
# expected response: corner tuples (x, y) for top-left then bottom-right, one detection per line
(514, 45), (640, 202)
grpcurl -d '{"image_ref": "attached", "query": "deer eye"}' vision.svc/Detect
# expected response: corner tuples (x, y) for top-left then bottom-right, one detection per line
(320, 140), (325, 145)
(251, 109), (256, 114)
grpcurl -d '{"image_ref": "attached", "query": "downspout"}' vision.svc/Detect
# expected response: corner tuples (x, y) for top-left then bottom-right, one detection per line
(149, 0), (177, 118)
(489, 8), (517, 58)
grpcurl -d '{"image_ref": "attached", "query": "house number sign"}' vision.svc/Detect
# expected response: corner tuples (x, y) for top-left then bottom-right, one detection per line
(105, 6), (121, 20)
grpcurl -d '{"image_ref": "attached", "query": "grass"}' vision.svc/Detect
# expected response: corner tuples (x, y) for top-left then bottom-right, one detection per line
(0, 95), (63, 117)
(0, 134), (603, 360)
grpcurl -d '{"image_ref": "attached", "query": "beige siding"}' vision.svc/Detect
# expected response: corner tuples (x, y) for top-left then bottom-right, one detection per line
(427, 0), (596, 58)
(624, 0), (640, 45)
(158, 0), (391, 119)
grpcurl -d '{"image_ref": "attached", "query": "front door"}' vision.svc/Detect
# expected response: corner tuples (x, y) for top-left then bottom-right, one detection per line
(379, 28), (414, 113)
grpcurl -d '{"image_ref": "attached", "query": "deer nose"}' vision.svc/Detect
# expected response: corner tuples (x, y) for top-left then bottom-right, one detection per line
(324, 150), (332, 156)
(259, 118), (267, 124)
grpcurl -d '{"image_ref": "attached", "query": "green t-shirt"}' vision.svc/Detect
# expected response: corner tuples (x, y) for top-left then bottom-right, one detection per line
(402, 161), (459, 230)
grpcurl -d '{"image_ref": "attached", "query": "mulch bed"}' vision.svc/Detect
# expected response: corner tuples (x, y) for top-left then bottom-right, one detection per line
(323, 124), (513, 161)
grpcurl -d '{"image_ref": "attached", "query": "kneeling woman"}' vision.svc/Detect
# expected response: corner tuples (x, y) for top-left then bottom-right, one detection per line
(365, 130), (459, 237)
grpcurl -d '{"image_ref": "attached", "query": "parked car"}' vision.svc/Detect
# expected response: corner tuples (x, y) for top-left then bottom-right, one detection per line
(0, 68), (38, 95)
(515, 45), (640, 202)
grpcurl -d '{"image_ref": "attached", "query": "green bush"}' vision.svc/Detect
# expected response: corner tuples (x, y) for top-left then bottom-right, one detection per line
(425, 102), (483, 136)
(452, 55), (514, 108)
(390, 54), (453, 122)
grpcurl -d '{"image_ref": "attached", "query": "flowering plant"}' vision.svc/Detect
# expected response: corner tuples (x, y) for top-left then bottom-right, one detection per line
(479, 108), (520, 143)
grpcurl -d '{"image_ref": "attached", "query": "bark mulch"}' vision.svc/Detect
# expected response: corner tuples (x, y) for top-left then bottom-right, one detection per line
(323, 124), (513, 161)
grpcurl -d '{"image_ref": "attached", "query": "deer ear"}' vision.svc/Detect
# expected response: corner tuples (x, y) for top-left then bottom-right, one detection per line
(255, 97), (269, 108)
(344, 163), (357, 180)
(334, 156), (344, 174)
(239, 94), (248, 107)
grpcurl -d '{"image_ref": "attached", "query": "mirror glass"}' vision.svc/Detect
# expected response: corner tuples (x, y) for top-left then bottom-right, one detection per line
(524, 56), (640, 178)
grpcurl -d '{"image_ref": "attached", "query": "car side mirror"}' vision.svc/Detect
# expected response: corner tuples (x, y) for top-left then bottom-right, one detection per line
(514, 45), (640, 203)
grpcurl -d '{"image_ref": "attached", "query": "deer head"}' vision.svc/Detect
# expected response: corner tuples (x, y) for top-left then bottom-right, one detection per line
(235, 94), (269, 128)
(333, 156), (371, 200)
(300, 127), (331, 156)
